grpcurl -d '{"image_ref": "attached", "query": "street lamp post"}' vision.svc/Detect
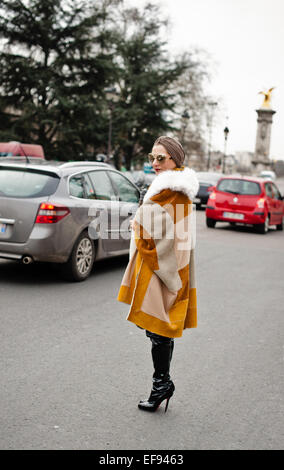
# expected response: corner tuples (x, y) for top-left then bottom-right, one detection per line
(181, 110), (190, 146)
(105, 87), (119, 162)
(107, 103), (113, 161)
(222, 126), (229, 173)
(206, 101), (218, 171)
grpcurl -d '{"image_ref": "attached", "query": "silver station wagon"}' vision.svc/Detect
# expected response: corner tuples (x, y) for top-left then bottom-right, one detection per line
(0, 159), (140, 281)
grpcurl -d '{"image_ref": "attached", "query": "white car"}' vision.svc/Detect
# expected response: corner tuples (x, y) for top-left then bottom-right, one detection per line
(258, 170), (276, 181)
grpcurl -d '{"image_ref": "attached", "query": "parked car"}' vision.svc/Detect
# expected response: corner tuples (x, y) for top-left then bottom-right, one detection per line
(194, 172), (224, 209)
(0, 141), (45, 158)
(205, 176), (284, 233)
(0, 160), (140, 280)
(258, 170), (276, 181)
(124, 170), (155, 191)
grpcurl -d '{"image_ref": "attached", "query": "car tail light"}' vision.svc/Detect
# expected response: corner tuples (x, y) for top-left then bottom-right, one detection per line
(35, 203), (70, 224)
(208, 192), (216, 200)
(256, 198), (265, 209)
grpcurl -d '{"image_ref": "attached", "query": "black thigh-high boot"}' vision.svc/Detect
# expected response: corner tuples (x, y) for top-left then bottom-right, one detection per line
(138, 331), (175, 412)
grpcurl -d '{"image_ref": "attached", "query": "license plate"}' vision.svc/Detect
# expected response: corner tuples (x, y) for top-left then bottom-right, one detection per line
(0, 223), (7, 233)
(223, 212), (244, 220)
(194, 198), (201, 203)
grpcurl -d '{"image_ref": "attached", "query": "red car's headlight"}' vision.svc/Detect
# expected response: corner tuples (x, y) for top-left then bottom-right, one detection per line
(208, 192), (216, 200)
(256, 198), (265, 209)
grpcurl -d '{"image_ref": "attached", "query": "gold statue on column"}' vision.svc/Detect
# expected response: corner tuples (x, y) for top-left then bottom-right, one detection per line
(258, 87), (275, 109)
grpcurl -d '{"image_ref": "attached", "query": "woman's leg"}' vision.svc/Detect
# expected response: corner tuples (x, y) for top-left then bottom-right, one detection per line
(146, 330), (174, 381)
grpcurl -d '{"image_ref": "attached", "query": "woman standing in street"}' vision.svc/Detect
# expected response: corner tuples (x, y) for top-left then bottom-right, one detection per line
(117, 136), (199, 412)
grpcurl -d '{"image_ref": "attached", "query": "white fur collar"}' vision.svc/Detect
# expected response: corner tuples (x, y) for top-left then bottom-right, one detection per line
(143, 167), (199, 202)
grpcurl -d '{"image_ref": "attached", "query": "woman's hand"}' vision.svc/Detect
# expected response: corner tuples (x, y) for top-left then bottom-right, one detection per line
(129, 219), (137, 231)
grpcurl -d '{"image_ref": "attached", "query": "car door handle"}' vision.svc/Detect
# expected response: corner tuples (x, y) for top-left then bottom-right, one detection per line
(0, 218), (15, 224)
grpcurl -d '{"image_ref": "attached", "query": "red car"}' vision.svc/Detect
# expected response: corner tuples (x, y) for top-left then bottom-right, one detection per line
(0, 141), (45, 158)
(205, 176), (284, 234)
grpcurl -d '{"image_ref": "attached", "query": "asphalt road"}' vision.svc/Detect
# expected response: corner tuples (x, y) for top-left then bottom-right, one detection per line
(0, 208), (283, 450)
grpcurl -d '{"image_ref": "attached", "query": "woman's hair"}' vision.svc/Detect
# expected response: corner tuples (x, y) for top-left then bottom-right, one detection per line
(153, 136), (185, 167)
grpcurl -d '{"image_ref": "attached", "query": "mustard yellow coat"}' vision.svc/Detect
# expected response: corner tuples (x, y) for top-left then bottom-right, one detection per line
(117, 167), (199, 338)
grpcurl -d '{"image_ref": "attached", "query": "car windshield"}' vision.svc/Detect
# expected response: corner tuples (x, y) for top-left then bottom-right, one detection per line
(259, 173), (274, 179)
(0, 168), (60, 198)
(217, 179), (261, 195)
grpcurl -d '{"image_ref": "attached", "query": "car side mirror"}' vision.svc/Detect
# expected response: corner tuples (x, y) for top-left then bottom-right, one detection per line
(207, 185), (215, 192)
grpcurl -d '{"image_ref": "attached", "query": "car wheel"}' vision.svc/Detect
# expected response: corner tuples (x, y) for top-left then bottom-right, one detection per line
(206, 217), (216, 228)
(276, 217), (284, 231)
(255, 215), (269, 234)
(61, 231), (95, 281)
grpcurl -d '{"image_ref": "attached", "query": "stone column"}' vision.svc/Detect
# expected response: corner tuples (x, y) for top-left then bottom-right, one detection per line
(252, 108), (276, 173)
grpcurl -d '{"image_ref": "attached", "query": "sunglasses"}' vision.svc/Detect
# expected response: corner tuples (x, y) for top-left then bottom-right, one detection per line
(148, 153), (173, 164)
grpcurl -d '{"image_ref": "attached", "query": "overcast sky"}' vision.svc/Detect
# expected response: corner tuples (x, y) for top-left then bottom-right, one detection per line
(126, 0), (284, 160)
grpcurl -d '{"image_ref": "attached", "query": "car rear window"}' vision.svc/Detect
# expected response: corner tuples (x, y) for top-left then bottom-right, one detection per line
(0, 168), (60, 198)
(217, 179), (261, 195)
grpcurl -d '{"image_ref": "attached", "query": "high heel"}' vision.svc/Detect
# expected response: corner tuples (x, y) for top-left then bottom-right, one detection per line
(164, 396), (170, 413)
(138, 381), (175, 412)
